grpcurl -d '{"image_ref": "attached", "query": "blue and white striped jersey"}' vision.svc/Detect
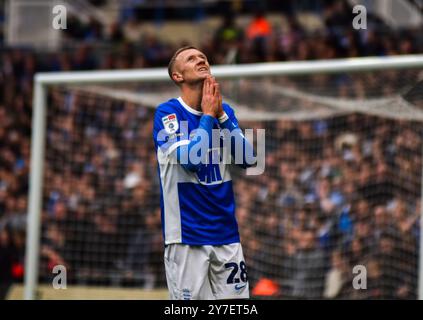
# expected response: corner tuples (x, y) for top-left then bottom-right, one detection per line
(153, 97), (251, 246)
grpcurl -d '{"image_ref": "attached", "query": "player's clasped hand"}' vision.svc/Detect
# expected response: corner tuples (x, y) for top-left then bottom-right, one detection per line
(215, 77), (224, 118)
(201, 76), (222, 118)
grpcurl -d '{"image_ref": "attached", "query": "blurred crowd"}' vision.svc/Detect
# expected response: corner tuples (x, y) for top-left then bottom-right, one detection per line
(40, 91), (163, 288)
(237, 114), (421, 299)
(1, 1), (422, 70)
(0, 0), (422, 299)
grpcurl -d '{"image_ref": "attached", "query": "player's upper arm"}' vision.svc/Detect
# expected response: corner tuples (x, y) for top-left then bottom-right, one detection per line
(153, 104), (188, 156)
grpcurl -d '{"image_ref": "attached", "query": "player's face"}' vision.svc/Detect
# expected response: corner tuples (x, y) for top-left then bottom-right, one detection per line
(175, 49), (211, 84)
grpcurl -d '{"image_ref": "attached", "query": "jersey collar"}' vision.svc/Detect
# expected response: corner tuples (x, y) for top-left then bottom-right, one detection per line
(177, 97), (203, 116)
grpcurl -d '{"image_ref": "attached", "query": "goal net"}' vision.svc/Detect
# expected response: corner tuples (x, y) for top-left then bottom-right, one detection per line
(26, 56), (423, 299)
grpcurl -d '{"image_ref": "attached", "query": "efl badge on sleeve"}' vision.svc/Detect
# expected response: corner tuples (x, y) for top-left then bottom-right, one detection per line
(162, 113), (179, 134)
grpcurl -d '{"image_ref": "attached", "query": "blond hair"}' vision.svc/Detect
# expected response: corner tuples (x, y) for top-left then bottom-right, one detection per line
(167, 46), (198, 85)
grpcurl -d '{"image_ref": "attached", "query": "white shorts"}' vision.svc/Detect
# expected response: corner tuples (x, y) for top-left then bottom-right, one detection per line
(164, 242), (250, 300)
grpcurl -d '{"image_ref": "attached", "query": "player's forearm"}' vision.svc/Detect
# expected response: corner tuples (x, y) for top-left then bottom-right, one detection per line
(176, 114), (215, 172)
(219, 114), (256, 168)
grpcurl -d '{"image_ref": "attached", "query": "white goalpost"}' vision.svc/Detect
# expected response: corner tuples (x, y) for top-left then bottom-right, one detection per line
(25, 54), (423, 300)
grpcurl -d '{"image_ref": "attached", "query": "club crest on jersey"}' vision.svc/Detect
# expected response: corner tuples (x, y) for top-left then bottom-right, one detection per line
(162, 114), (179, 134)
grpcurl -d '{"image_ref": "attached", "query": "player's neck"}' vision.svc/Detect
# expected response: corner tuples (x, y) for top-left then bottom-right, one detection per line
(180, 84), (203, 112)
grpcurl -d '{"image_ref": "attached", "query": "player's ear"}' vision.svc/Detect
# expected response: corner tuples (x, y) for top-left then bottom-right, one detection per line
(172, 71), (184, 84)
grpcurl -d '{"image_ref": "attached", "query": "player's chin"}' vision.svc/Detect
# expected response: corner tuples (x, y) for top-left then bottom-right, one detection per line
(198, 70), (211, 79)
(188, 72), (210, 85)
(193, 74), (209, 84)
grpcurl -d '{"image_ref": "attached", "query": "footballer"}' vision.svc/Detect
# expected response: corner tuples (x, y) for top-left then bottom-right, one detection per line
(153, 46), (256, 300)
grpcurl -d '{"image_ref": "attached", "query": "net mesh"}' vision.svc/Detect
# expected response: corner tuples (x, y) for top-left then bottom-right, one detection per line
(39, 67), (423, 299)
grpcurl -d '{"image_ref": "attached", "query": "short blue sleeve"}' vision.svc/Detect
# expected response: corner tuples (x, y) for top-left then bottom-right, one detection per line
(153, 104), (188, 154)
